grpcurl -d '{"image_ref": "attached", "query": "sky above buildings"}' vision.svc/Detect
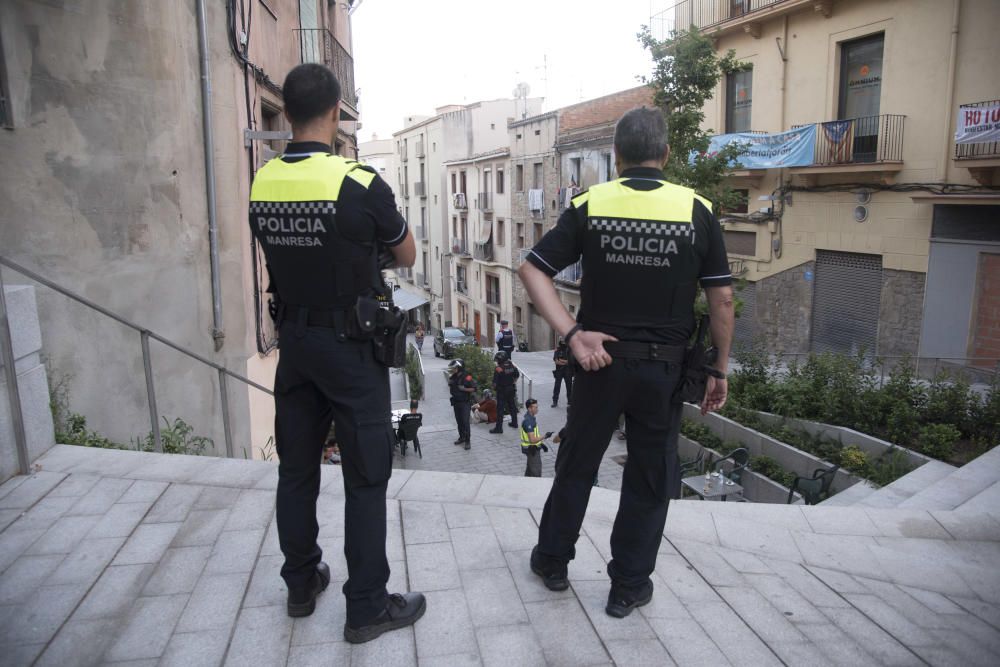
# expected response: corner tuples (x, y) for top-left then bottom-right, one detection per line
(351, 0), (657, 142)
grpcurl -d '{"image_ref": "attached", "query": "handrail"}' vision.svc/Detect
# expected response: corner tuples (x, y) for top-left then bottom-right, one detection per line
(0, 255), (274, 460)
(512, 359), (534, 401)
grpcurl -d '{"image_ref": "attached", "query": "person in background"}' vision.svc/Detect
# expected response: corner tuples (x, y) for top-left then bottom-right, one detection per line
(489, 351), (520, 434)
(496, 319), (516, 358)
(448, 359), (476, 450)
(473, 390), (498, 424)
(551, 338), (573, 408)
(520, 399), (553, 477)
(414, 323), (425, 352)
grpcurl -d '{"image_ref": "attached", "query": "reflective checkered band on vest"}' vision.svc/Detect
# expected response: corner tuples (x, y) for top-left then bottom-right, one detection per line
(249, 201), (337, 215)
(587, 218), (694, 240)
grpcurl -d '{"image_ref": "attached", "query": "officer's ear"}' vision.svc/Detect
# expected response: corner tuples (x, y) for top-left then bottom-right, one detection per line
(661, 146), (671, 168)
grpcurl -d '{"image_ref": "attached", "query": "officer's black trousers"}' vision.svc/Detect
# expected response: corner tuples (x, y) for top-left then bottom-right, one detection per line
(552, 370), (573, 404)
(452, 400), (471, 442)
(273, 323), (394, 627)
(537, 357), (683, 589)
(496, 388), (518, 427)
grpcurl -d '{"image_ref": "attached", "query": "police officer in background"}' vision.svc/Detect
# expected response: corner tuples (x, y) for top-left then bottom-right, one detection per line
(551, 338), (573, 408)
(448, 359), (476, 449)
(495, 319), (516, 358)
(249, 64), (425, 642)
(518, 107), (734, 618)
(489, 350), (520, 434)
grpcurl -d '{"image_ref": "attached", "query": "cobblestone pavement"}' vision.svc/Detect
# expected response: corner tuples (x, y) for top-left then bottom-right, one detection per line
(393, 341), (625, 491)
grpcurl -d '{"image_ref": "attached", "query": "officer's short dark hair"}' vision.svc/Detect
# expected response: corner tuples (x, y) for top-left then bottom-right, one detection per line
(282, 63), (341, 126)
(614, 107), (669, 166)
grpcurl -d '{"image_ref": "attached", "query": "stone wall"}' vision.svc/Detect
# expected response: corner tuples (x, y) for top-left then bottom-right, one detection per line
(878, 269), (926, 359)
(753, 261), (815, 354)
(1, 285), (55, 483)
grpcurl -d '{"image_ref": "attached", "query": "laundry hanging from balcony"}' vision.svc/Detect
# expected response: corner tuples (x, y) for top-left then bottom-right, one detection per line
(528, 189), (544, 212)
(696, 125), (817, 169)
(476, 218), (493, 245)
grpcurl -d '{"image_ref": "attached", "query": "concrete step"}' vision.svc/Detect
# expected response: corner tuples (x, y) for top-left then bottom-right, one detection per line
(898, 445), (1000, 511)
(954, 479), (1000, 514)
(818, 479), (877, 506)
(854, 460), (957, 508)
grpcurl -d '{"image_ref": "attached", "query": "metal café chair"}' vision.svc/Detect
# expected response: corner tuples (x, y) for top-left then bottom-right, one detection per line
(787, 465), (839, 505)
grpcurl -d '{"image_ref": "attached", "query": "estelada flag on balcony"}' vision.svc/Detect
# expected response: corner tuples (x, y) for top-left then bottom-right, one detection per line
(821, 120), (854, 163)
(696, 125), (816, 169)
(955, 103), (1000, 144)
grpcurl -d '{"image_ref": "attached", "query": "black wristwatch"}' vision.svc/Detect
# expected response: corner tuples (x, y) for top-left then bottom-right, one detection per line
(563, 324), (583, 345)
(704, 366), (727, 380)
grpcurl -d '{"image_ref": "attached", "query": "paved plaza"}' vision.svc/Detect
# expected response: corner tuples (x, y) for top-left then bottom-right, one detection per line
(1, 444), (999, 665)
(394, 343), (626, 491)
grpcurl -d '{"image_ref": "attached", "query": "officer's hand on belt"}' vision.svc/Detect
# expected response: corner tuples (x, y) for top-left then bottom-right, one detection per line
(568, 330), (619, 372)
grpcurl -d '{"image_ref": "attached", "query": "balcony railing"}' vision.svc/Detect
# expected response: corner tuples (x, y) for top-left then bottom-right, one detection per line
(554, 260), (583, 286)
(486, 288), (501, 307)
(415, 272), (428, 286)
(478, 192), (493, 211)
(451, 237), (470, 256)
(294, 29), (357, 110)
(416, 225), (427, 241)
(473, 241), (495, 263)
(787, 115), (905, 166)
(415, 182), (427, 198)
(662, 0), (792, 35)
(395, 267), (413, 281)
(453, 192), (468, 210)
(401, 183), (409, 199)
(456, 279), (468, 295)
(416, 140), (426, 158)
(955, 99), (1000, 160)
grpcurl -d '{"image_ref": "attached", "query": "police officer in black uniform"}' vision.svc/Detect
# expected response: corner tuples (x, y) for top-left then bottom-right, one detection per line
(448, 359), (476, 449)
(249, 64), (425, 642)
(489, 351), (520, 434)
(551, 338), (573, 408)
(518, 107), (734, 618)
(495, 319), (516, 358)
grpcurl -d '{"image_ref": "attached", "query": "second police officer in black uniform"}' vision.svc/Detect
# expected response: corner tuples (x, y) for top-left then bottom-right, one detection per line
(448, 359), (476, 449)
(489, 351), (520, 434)
(249, 64), (426, 643)
(495, 318), (516, 358)
(551, 338), (573, 408)
(518, 107), (734, 619)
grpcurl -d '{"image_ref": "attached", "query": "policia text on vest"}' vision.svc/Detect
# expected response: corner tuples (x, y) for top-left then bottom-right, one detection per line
(250, 148), (409, 366)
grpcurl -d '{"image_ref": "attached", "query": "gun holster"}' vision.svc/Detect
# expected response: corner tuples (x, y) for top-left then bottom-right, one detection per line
(371, 305), (408, 368)
(673, 315), (716, 404)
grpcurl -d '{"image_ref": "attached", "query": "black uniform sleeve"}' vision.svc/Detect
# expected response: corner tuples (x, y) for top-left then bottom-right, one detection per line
(693, 199), (733, 288)
(524, 202), (586, 277)
(366, 173), (409, 247)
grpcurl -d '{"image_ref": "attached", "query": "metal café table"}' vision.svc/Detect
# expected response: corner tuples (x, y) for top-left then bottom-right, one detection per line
(681, 473), (743, 501)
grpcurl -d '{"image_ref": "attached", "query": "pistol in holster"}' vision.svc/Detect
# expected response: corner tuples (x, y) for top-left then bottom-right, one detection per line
(672, 315), (719, 404)
(352, 296), (408, 368)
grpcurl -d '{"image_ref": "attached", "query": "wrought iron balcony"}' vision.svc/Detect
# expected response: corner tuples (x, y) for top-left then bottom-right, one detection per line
(554, 260), (583, 287)
(294, 29), (357, 110)
(456, 279), (468, 295)
(473, 241), (495, 263)
(415, 182), (427, 198)
(478, 192), (493, 212)
(656, 0), (818, 39)
(415, 272), (428, 286)
(451, 237), (470, 256)
(453, 192), (468, 210)
(955, 99), (1000, 160)
(486, 287), (501, 307)
(416, 139), (426, 158)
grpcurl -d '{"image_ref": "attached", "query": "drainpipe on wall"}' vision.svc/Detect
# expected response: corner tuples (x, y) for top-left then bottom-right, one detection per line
(196, 0), (225, 351)
(939, 0), (961, 182)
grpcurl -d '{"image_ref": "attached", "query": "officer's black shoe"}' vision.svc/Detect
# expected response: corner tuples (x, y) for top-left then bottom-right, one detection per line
(509, 421), (518, 428)
(344, 592), (427, 644)
(454, 437), (466, 445)
(464, 441), (471, 450)
(287, 562), (331, 618)
(530, 546), (569, 591)
(551, 401), (558, 408)
(605, 579), (654, 618)
(489, 427), (503, 434)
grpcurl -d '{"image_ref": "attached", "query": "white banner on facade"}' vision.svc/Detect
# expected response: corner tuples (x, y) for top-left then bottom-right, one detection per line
(955, 103), (1000, 144)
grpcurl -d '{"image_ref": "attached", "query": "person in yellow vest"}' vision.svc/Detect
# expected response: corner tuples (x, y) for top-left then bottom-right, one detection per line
(518, 107), (734, 618)
(249, 63), (424, 643)
(520, 398), (553, 477)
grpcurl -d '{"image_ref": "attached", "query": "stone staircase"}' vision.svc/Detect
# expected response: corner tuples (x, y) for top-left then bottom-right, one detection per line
(821, 446), (1000, 512)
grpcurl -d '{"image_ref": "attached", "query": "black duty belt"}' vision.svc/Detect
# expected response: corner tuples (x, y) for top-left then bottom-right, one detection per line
(603, 341), (685, 363)
(285, 305), (351, 329)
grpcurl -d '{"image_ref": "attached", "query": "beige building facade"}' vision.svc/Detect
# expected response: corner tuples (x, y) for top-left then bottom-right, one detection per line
(0, 0), (361, 456)
(664, 0), (1000, 364)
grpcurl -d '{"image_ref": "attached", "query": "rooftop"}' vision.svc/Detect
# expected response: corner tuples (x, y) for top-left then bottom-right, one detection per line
(1, 444), (998, 666)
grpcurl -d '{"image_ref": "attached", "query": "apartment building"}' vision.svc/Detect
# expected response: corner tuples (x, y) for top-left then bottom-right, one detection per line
(390, 98), (541, 333)
(443, 150), (515, 344)
(660, 0), (1000, 368)
(511, 87), (655, 350)
(358, 136), (399, 198)
(0, 0), (360, 455)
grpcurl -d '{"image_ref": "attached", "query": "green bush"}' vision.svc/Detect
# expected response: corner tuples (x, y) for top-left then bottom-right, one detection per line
(132, 417), (212, 456)
(839, 445), (869, 475)
(915, 423), (959, 460)
(56, 413), (126, 450)
(924, 372), (973, 437)
(751, 455), (797, 487)
(405, 347), (424, 400)
(452, 344), (511, 400)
